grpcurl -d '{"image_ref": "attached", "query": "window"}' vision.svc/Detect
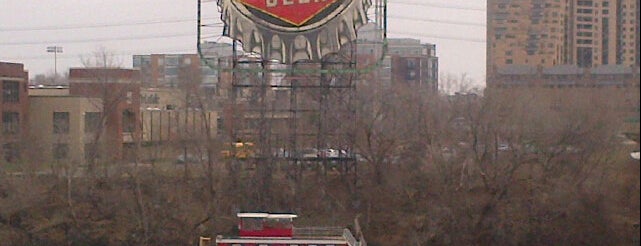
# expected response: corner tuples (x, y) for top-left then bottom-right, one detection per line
(578, 39), (593, 44)
(577, 0), (593, 6)
(53, 144), (69, 160)
(577, 16), (593, 22)
(122, 110), (136, 133)
(84, 143), (99, 163)
(577, 8), (593, 14)
(53, 112), (70, 134)
(406, 59), (417, 69)
(84, 112), (102, 133)
(577, 24), (593, 29)
(165, 67), (179, 76)
(3, 143), (19, 163)
(2, 111), (19, 135)
(166, 56), (179, 66)
(577, 47), (593, 68)
(577, 32), (593, 37)
(406, 71), (416, 80)
(241, 218), (263, 231)
(2, 81), (19, 103)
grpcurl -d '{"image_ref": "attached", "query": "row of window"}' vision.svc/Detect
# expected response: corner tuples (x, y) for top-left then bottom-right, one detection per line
(2, 143), (97, 164)
(2, 81), (20, 103)
(2, 110), (133, 135)
(1, 142), (98, 162)
(51, 111), (136, 134)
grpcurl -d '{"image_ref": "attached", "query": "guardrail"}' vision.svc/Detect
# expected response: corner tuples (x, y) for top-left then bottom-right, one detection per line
(343, 228), (359, 246)
(293, 227), (345, 238)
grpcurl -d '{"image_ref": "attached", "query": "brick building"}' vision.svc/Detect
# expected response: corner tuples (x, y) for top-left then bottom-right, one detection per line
(356, 24), (439, 92)
(133, 42), (233, 94)
(0, 62), (29, 163)
(388, 39), (439, 92)
(68, 68), (142, 161)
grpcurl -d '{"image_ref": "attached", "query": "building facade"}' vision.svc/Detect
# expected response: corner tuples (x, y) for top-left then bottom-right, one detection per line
(133, 53), (201, 88)
(0, 62), (29, 163)
(355, 24), (440, 92)
(489, 64), (640, 124)
(213, 213), (366, 246)
(388, 39), (440, 92)
(133, 42), (234, 93)
(28, 89), (102, 166)
(68, 68), (142, 161)
(487, 0), (640, 83)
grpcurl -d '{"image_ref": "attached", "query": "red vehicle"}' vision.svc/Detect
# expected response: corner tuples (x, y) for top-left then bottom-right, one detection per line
(214, 212), (365, 246)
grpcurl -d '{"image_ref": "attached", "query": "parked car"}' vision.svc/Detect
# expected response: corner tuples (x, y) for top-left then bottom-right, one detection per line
(300, 148), (319, 159)
(175, 153), (208, 164)
(498, 143), (510, 151)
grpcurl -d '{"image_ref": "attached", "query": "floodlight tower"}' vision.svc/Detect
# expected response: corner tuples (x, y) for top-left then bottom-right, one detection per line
(46, 46), (63, 77)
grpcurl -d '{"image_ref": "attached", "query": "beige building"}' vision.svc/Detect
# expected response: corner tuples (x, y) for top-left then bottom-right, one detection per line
(488, 0), (640, 82)
(568, 0), (639, 67)
(28, 86), (219, 165)
(141, 87), (186, 110)
(487, 0), (568, 73)
(28, 89), (103, 165)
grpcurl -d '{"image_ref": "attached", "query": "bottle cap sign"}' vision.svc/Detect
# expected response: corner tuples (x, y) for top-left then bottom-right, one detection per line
(218, 0), (371, 63)
(237, 0), (340, 27)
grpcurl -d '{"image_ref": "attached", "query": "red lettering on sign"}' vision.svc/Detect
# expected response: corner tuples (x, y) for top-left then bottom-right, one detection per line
(237, 0), (339, 26)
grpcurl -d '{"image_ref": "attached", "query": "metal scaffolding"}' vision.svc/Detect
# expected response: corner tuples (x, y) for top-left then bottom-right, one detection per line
(225, 47), (359, 179)
(196, 0), (387, 202)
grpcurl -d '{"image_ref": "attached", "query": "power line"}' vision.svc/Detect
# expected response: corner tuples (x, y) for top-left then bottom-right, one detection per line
(2, 47), (200, 61)
(388, 15), (485, 27)
(0, 32), (206, 46)
(0, 17), (221, 32)
(1, 2), (485, 32)
(392, 0), (486, 12)
(389, 31), (486, 43)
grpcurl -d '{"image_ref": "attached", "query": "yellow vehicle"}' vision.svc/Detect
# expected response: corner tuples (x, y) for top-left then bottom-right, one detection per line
(221, 141), (255, 160)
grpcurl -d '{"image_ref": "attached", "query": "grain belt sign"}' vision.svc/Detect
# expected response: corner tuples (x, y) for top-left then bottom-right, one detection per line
(218, 0), (371, 63)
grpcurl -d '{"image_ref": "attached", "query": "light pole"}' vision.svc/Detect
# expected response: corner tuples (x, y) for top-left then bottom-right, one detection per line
(46, 46), (63, 77)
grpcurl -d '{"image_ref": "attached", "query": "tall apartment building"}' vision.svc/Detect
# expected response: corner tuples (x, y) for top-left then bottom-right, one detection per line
(487, 0), (569, 74)
(487, 0), (640, 81)
(568, 0), (639, 67)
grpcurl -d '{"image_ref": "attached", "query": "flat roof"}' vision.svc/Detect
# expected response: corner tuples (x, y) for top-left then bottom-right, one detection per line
(216, 238), (348, 244)
(237, 213), (269, 218)
(237, 213), (298, 219)
(267, 214), (298, 219)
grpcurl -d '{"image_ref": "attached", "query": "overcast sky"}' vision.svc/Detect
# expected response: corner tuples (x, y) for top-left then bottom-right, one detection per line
(0, 0), (486, 87)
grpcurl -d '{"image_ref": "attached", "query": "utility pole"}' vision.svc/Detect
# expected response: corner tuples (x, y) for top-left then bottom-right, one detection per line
(46, 46), (63, 77)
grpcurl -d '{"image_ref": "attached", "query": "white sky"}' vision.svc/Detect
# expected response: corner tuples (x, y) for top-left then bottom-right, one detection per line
(0, 0), (487, 87)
